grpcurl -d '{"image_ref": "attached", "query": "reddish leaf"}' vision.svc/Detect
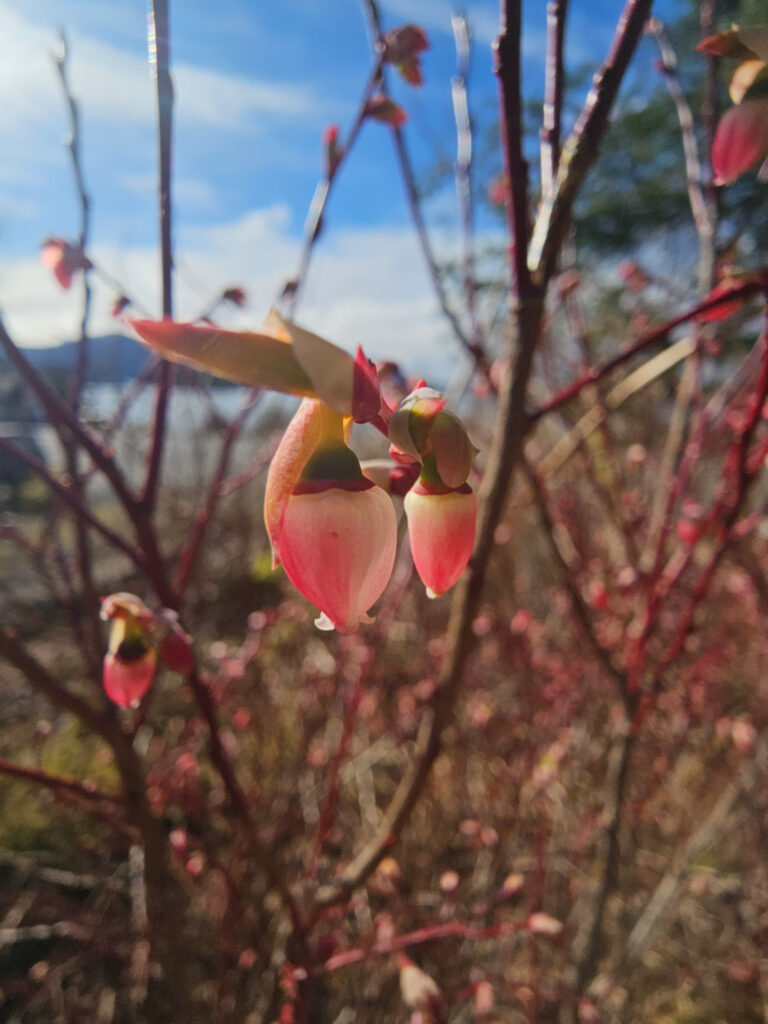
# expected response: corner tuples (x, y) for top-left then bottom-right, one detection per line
(712, 98), (768, 184)
(352, 346), (382, 423)
(364, 94), (408, 127)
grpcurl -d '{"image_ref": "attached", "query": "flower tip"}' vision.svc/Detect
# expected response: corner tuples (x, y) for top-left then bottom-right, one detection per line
(426, 586), (440, 600)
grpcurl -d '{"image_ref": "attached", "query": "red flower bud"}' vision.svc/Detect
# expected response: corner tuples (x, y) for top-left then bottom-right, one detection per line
(100, 592), (157, 707)
(364, 95), (408, 127)
(323, 124), (342, 179)
(404, 480), (477, 597)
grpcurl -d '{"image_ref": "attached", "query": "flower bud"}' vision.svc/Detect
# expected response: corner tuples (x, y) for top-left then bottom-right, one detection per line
(404, 479), (477, 598)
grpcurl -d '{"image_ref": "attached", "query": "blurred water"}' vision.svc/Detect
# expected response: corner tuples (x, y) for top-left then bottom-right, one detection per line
(31, 384), (295, 493)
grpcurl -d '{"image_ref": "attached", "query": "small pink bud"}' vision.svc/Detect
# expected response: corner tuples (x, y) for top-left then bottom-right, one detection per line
(712, 99), (768, 184)
(677, 519), (700, 545)
(439, 869), (460, 893)
(365, 95), (408, 127)
(159, 629), (194, 673)
(323, 124), (342, 178)
(488, 174), (509, 207)
(527, 912), (563, 936)
(404, 481), (477, 597)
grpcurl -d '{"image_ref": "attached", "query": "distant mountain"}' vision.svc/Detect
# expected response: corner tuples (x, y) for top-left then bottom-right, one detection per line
(21, 334), (149, 384)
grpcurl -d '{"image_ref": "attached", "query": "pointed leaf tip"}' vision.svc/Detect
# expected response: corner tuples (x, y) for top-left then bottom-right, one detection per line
(129, 319), (316, 394)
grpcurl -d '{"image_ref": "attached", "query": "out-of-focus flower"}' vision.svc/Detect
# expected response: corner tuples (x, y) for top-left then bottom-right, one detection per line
(40, 237), (92, 290)
(265, 399), (397, 633)
(382, 24), (429, 86)
(488, 174), (509, 207)
(364, 94), (408, 127)
(712, 98), (768, 184)
(100, 593), (157, 708)
(618, 260), (648, 292)
(404, 478), (477, 598)
(398, 955), (444, 1021)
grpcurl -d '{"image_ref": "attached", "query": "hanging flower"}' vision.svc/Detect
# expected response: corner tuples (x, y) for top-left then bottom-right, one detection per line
(404, 476), (477, 598)
(100, 593), (157, 708)
(265, 399), (397, 633)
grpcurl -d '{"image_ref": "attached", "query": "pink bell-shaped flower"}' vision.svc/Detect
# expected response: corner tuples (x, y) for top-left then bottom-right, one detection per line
(103, 644), (157, 709)
(404, 478), (477, 598)
(100, 592), (157, 708)
(281, 481), (397, 633)
(265, 399), (397, 632)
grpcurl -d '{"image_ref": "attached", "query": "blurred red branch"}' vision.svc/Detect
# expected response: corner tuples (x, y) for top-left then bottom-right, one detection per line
(530, 275), (767, 420)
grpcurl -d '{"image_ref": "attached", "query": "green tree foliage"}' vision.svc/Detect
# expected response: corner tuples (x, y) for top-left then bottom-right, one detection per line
(574, 0), (767, 263)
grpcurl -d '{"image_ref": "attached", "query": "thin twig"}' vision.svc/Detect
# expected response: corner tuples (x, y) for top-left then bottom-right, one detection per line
(529, 275), (766, 420)
(540, 0), (570, 203)
(141, 0), (175, 512)
(285, 53), (385, 317)
(360, 0), (491, 374)
(0, 757), (122, 807)
(451, 13), (483, 356)
(646, 17), (714, 291)
(529, 0), (655, 285)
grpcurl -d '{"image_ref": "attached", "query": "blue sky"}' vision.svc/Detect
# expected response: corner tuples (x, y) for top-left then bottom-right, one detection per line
(0, 0), (679, 374)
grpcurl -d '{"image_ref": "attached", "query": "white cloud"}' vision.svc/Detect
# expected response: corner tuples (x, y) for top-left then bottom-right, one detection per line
(0, 204), (477, 382)
(0, 2), (320, 168)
